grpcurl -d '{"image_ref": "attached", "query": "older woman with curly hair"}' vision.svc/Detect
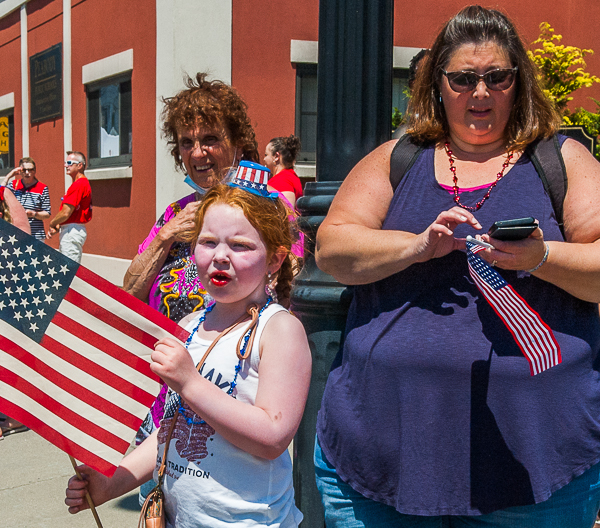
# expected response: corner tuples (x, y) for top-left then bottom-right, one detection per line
(123, 73), (258, 321)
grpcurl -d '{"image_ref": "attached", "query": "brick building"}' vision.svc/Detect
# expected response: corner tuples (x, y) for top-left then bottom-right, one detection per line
(0, 0), (598, 282)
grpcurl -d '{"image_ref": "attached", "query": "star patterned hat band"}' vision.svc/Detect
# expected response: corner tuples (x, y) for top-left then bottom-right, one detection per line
(229, 160), (278, 199)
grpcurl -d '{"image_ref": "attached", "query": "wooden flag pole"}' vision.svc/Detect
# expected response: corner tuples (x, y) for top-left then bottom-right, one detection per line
(69, 455), (104, 528)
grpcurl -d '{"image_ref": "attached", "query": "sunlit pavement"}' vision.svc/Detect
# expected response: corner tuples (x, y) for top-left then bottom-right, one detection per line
(1, 429), (141, 527)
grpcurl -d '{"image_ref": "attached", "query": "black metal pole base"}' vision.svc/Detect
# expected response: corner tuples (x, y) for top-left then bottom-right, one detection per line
(293, 0), (393, 524)
(291, 181), (352, 527)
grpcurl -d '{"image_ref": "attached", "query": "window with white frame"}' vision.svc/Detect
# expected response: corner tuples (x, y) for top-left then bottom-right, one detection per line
(86, 74), (132, 169)
(295, 63), (317, 163)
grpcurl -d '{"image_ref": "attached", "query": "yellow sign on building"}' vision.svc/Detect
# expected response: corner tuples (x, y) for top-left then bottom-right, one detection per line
(0, 116), (8, 154)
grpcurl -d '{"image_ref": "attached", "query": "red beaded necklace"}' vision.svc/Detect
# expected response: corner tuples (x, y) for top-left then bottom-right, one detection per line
(444, 141), (513, 212)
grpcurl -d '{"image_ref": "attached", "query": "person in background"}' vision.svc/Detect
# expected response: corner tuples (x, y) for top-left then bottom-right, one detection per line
(0, 185), (30, 235)
(392, 49), (429, 139)
(47, 151), (92, 263)
(3, 157), (51, 241)
(123, 73), (259, 321)
(263, 135), (303, 208)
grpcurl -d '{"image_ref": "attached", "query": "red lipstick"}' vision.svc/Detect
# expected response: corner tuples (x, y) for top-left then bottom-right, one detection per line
(210, 271), (231, 287)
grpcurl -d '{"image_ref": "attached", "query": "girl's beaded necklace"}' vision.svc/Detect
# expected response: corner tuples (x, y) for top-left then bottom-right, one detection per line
(177, 297), (273, 426)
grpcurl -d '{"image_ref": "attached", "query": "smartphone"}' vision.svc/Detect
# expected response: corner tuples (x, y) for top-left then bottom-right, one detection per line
(488, 217), (538, 241)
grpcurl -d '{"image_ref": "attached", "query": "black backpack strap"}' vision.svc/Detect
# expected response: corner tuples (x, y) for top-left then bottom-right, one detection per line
(390, 134), (425, 192)
(526, 135), (567, 236)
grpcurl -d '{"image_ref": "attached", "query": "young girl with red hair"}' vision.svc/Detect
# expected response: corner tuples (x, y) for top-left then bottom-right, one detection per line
(66, 183), (311, 527)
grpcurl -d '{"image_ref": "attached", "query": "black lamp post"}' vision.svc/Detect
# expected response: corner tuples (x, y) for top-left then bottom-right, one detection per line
(291, 0), (393, 525)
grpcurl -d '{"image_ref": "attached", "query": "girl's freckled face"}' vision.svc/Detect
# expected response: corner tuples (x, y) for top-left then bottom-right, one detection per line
(194, 204), (270, 305)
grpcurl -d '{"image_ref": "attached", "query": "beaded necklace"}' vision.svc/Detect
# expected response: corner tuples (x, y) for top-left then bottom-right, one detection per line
(177, 297), (273, 426)
(444, 141), (513, 211)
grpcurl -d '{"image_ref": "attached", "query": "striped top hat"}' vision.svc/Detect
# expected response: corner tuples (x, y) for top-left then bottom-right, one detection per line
(230, 160), (278, 199)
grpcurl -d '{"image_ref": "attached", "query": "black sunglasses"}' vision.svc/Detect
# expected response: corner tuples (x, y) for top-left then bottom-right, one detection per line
(442, 67), (518, 93)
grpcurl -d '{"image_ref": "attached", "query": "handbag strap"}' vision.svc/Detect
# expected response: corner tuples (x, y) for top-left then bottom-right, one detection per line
(155, 303), (262, 484)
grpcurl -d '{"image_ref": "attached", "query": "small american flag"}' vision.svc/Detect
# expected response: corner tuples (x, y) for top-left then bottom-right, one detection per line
(0, 219), (188, 476)
(466, 240), (561, 375)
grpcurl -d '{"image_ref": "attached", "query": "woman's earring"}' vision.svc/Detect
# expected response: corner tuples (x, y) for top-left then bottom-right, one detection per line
(265, 272), (277, 302)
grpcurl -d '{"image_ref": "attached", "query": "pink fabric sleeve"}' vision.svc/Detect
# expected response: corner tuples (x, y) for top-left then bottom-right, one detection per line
(138, 204), (176, 254)
(277, 192), (304, 258)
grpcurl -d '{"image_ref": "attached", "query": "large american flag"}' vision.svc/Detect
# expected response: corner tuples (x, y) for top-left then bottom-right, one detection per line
(0, 219), (188, 476)
(466, 240), (561, 376)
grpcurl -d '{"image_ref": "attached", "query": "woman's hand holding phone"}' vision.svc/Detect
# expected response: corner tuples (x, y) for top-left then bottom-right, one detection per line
(474, 217), (547, 271)
(487, 217), (538, 241)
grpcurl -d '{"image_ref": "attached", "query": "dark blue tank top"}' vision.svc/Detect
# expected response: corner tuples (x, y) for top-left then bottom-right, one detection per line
(317, 139), (600, 515)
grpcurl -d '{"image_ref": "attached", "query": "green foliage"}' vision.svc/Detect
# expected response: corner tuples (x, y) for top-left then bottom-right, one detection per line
(566, 99), (600, 135)
(529, 22), (600, 157)
(528, 22), (600, 115)
(566, 99), (600, 157)
(392, 107), (404, 130)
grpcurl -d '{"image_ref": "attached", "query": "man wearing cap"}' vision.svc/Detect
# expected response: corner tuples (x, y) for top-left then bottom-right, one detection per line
(3, 157), (51, 241)
(47, 151), (92, 263)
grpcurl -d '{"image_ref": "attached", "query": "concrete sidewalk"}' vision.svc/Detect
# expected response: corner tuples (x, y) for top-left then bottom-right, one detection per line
(1, 429), (141, 527)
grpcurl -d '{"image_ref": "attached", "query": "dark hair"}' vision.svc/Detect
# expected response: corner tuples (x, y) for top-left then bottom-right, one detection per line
(408, 5), (560, 151)
(268, 135), (301, 169)
(67, 151), (87, 170)
(408, 49), (429, 90)
(183, 185), (296, 308)
(0, 187), (11, 224)
(162, 73), (259, 172)
(19, 157), (36, 170)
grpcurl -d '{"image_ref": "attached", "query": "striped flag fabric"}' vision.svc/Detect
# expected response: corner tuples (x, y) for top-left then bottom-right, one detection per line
(0, 219), (189, 476)
(466, 240), (561, 376)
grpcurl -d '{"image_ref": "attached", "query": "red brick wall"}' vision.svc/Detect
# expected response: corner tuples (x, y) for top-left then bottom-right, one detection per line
(0, 0), (158, 259)
(70, 0), (157, 259)
(232, 0), (600, 162)
(232, 0), (319, 159)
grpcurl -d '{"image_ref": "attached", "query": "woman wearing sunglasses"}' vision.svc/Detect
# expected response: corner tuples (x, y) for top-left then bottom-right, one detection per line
(315, 5), (600, 528)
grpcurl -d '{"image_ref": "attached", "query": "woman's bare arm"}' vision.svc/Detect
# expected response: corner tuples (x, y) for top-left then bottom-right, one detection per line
(478, 139), (600, 302)
(123, 200), (201, 301)
(528, 139), (600, 301)
(315, 140), (480, 285)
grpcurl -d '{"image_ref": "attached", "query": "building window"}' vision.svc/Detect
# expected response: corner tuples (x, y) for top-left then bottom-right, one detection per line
(295, 63), (317, 164)
(392, 69), (410, 119)
(295, 66), (409, 163)
(87, 75), (132, 169)
(0, 111), (14, 176)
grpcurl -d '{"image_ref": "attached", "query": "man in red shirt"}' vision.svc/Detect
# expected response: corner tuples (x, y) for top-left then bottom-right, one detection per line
(47, 151), (92, 263)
